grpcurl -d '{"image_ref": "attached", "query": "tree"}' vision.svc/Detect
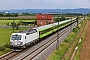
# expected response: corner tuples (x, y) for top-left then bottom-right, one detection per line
(6, 22), (9, 26)
(0, 14), (4, 17)
(87, 13), (90, 17)
(55, 16), (60, 22)
(14, 13), (18, 17)
(11, 22), (16, 27)
(16, 23), (19, 30)
(61, 14), (66, 21)
(5, 13), (11, 17)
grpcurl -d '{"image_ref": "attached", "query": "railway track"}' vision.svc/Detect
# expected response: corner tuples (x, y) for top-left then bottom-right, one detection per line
(13, 25), (71, 60)
(0, 51), (18, 60)
(0, 23), (74, 60)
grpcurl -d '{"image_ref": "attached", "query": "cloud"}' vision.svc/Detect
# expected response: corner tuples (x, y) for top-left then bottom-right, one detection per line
(0, 0), (90, 10)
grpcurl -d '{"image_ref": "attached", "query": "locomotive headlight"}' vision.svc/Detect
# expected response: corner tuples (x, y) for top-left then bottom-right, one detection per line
(18, 42), (23, 45)
(20, 42), (23, 45)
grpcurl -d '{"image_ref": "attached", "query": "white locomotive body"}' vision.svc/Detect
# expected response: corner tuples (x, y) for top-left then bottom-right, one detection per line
(10, 28), (39, 50)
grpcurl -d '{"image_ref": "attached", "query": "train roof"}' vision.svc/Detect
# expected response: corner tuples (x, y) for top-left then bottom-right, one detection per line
(11, 33), (25, 35)
(11, 28), (37, 35)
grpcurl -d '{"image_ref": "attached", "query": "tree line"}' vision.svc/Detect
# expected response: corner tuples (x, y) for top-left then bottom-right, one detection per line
(0, 13), (18, 17)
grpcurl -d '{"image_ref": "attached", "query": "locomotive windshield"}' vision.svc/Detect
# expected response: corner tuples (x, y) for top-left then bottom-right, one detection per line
(11, 35), (22, 40)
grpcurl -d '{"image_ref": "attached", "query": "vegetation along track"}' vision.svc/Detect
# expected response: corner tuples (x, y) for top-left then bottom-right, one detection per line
(80, 20), (87, 39)
(13, 25), (72, 60)
(62, 19), (87, 60)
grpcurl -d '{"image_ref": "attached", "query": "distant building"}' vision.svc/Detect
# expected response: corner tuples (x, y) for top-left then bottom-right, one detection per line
(18, 12), (23, 15)
(36, 14), (54, 26)
(5, 12), (9, 14)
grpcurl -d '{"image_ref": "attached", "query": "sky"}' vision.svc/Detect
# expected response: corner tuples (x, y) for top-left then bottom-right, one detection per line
(0, 0), (90, 10)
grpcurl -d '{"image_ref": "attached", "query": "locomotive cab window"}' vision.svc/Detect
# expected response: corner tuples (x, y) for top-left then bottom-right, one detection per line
(11, 35), (22, 40)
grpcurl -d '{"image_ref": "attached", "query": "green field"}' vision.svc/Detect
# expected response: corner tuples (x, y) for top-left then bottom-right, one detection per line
(0, 20), (35, 26)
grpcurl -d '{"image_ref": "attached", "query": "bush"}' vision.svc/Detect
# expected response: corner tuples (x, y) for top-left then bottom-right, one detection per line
(76, 26), (80, 29)
(4, 43), (10, 48)
(4, 48), (11, 52)
(72, 28), (79, 33)
(0, 45), (6, 51)
(0, 43), (10, 51)
(18, 21), (24, 25)
(60, 44), (65, 47)
(0, 51), (5, 56)
(64, 32), (75, 43)
(64, 39), (68, 42)
(69, 32), (76, 38)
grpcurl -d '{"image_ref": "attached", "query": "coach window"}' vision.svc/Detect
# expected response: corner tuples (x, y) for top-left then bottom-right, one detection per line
(32, 30), (35, 33)
(29, 31), (33, 34)
(34, 29), (37, 32)
(26, 33), (29, 35)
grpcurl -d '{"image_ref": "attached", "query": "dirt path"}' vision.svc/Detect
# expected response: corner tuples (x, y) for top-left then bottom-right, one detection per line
(80, 20), (90, 60)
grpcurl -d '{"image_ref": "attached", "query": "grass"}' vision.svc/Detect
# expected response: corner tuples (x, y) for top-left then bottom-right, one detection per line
(0, 28), (12, 44)
(47, 32), (76, 60)
(0, 28), (28, 56)
(0, 20), (35, 26)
